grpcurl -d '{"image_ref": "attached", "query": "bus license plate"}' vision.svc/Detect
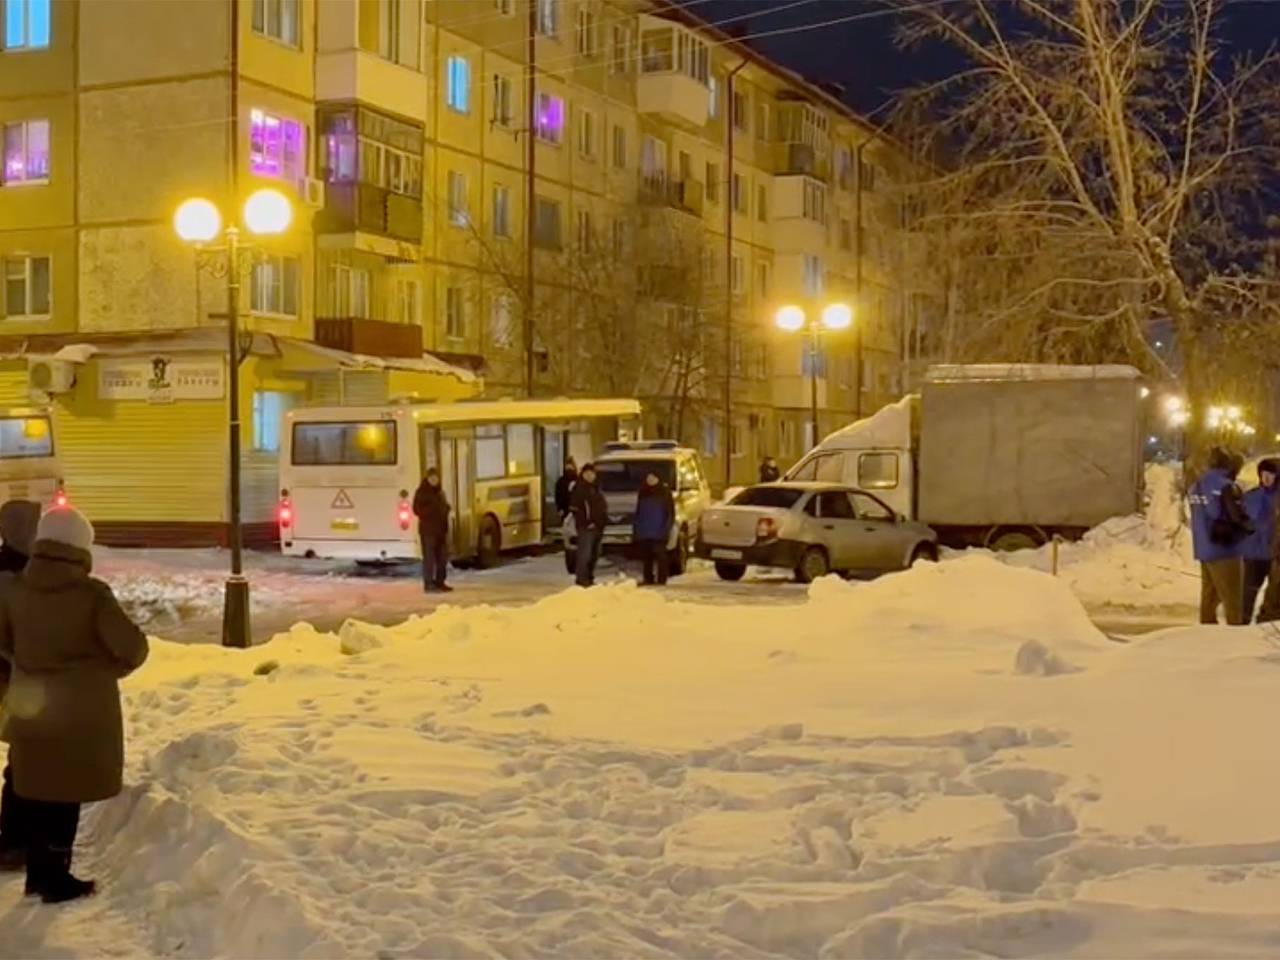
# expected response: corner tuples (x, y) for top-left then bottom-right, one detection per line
(331, 518), (359, 531)
(711, 549), (742, 560)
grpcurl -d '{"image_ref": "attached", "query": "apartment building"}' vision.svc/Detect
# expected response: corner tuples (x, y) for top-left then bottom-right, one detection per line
(0, 0), (937, 541)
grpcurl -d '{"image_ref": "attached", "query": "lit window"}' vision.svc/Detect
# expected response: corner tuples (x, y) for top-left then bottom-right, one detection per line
(447, 170), (468, 227)
(445, 286), (466, 339)
(252, 391), (292, 453)
(492, 184), (511, 238)
(249, 110), (306, 181)
(250, 0), (299, 47)
(4, 0), (50, 50)
(535, 93), (564, 144)
(250, 255), (299, 316)
(2, 119), (49, 184)
(446, 56), (471, 114)
(2, 255), (50, 318)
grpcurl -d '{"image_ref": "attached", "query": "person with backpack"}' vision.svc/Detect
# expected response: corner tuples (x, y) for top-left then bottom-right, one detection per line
(1241, 458), (1279, 621)
(1188, 448), (1252, 625)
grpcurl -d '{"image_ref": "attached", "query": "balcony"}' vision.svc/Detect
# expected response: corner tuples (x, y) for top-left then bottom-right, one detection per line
(639, 177), (704, 218)
(317, 182), (423, 246)
(315, 317), (423, 360)
(774, 142), (829, 180)
(637, 17), (710, 129)
(316, 50), (427, 124)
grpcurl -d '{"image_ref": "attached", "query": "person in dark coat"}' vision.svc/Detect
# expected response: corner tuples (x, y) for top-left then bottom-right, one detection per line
(412, 467), (452, 593)
(1241, 459), (1279, 621)
(759, 457), (781, 483)
(1188, 448), (1251, 625)
(0, 507), (148, 903)
(0, 500), (40, 871)
(554, 458), (578, 520)
(633, 472), (675, 585)
(569, 462), (608, 587)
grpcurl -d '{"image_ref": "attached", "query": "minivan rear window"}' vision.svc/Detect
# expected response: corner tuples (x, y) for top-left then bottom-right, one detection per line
(292, 422), (397, 466)
(595, 459), (675, 492)
(730, 487), (804, 509)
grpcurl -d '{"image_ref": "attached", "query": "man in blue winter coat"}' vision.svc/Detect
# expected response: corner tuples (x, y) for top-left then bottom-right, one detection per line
(1189, 448), (1252, 625)
(632, 471), (675, 585)
(1241, 458), (1278, 621)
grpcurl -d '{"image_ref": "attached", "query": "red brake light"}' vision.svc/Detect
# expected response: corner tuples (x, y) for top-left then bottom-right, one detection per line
(277, 498), (293, 529)
(397, 500), (412, 531)
(53, 490), (68, 509)
(756, 517), (777, 540)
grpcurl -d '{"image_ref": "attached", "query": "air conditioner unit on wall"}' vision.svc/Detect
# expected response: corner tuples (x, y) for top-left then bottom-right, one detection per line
(27, 358), (76, 397)
(302, 177), (326, 209)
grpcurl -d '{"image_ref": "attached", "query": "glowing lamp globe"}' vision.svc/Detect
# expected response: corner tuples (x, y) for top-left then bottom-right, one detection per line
(243, 188), (292, 236)
(173, 198), (222, 243)
(775, 305), (806, 332)
(821, 303), (853, 331)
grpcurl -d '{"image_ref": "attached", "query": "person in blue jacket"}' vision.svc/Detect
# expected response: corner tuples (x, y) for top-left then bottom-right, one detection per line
(1189, 447), (1252, 625)
(1241, 458), (1279, 621)
(632, 471), (675, 585)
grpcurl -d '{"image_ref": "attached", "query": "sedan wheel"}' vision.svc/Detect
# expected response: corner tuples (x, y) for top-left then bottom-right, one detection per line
(795, 547), (829, 584)
(909, 544), (938, 567)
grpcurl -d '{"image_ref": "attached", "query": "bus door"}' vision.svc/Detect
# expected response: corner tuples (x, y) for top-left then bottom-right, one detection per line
(440, 431), (474, 557)
(541, 426), (565, 531)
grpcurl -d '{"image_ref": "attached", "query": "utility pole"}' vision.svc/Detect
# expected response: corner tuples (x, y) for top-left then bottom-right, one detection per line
(853, 139), (865, 419)
(723, 61), (746, 489)
(524, 0), (538, 397)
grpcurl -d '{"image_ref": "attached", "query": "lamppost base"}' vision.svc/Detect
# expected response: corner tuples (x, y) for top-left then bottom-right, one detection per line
(222, 576), (251, 649)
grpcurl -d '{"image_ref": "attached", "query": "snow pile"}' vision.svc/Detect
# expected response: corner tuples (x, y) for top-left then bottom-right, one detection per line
(11, 558), (1280, 957)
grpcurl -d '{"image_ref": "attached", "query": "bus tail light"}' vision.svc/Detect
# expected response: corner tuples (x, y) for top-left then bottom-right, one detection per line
(397, 498), (412, 531)
(278, 497), (293, 529)
(53, 489), (69, 509)
(756, 517), (777, 540)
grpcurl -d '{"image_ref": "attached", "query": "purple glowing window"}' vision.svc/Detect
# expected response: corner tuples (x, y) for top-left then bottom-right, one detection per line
(249, 109), (305, 180)
(535, 94), (565, 144)
(3, 120), (49, 184)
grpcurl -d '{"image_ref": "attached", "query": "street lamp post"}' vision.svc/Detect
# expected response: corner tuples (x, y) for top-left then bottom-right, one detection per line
(775, 302), (853, 450)
(173, 188), (293, 648)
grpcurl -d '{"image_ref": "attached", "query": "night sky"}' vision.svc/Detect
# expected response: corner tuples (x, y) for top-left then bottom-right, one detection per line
(686, 0), (1280, 116)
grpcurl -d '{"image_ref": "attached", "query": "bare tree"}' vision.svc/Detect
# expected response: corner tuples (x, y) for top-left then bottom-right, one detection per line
(894, 0), (1280, 451)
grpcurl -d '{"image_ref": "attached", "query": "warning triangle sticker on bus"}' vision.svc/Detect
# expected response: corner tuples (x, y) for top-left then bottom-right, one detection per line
(331, 489), (354, 509)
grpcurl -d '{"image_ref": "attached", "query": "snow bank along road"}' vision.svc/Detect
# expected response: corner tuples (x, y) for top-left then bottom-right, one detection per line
(5, 555), (1280, 958)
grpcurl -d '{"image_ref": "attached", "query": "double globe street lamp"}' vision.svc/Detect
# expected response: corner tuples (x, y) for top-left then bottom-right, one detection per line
(173, 188), (293, 648)
(775, 302), (854, 450)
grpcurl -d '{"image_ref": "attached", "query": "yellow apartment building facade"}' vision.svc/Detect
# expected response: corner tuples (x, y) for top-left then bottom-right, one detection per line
(0, 0), (939, 542)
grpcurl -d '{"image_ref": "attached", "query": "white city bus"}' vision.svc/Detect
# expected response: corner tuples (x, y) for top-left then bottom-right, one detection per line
(278, 398), (641, 565)
(0, 408), (66, 509)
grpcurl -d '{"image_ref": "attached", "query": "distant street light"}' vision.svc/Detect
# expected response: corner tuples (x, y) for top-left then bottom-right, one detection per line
(775, 302), (854, 449)
(173, 187), (294, 649)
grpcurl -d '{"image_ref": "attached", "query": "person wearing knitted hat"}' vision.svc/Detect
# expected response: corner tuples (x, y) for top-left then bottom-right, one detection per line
(0, 506), (148, 903)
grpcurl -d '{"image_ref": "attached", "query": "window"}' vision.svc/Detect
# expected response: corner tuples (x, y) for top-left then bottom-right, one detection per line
(702, 417), (719, 457)
(778, 419), (794, 457)
(329, 263), (370, 318)
(447, 170), (468, 227)
(730, 254), (744, 297)
(803, 254), (822, 296)
(839, 218), (852, 251)
(640, 136), (666, 184)
(756, 100), (770, 140)
(858, 452), (899, 490)
(851, 492), (894, 521)
(292, 422), (397, 466)
(249, 110), (306, 181)
(576, 208), (592, 252)
(492, 74), (514, 127)
(4, 0), (50, 49)
(535, 93), (565, 144)
(252, 391), (291, 453)
(475, 424), (505, 479)
(611, 124), (626, 169)
(534, 196), (561, 249)
(730, 421), (744, 458)
(859, 157), (877, 192)
(756, 183), (767, 222)
(708, 74), (719, 119)
(445, 286), (465, 339)
(537, 0), (558, 37)
(494, 0), (513, 14)
(610, 23), (629, 75)
(818, 491), (856, 520)
(705, 161), (718, 203)
(730, 486), (804, 509)
(835, 146), (853, 190)
(577, 109), (596, 160)
(2, 120), (49, 185)
(394, 277), (420, 326)
(507, 423), (536, 474)
(2, 255), (49, 317)
(756, 261), (769, 299)
(790, 453), (843, 483)
(490, 293), (514, 348)
(446, 56), (471, 114)
(731, 173), (746, 214)
(250, 255), (298, 316)
(803, 179), (827, 224)
(575, 6), (596, 57)
(731, 91), (748, 132)
(378, 0), (401, 61)
(492, 184), (511, 238)
(611, 218), (628, 259)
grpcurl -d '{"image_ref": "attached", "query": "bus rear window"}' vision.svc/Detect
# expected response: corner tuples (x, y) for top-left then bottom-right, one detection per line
(292, 422), (397, 466)
(0, 416), (53, 459)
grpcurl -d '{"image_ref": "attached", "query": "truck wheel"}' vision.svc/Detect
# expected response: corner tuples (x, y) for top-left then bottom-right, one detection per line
(564, 549), (577, 575)
(987, 528), (1044, 553)
(668, 528), (690, 577)
(476, 516), (501, 568)
(715, 561), (746, 581)
(795, 547), (829, 584)
(909, 544), (938, 567)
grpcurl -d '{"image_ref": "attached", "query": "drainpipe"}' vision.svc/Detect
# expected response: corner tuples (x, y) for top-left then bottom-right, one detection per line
(723, 60), (746, 489)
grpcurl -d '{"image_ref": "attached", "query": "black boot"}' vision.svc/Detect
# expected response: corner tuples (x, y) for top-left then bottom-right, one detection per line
(37, 846), (94, 904)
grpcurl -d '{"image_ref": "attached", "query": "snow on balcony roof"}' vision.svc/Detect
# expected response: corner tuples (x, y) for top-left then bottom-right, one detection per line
(926, 363), (1141, 383)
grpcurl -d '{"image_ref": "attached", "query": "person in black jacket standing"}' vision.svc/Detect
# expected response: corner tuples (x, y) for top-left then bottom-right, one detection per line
(759, 457), (781, 483)
(554, 458), (577, 521)
(412, 468), (452, 593)
(569, 462), (608, 587)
